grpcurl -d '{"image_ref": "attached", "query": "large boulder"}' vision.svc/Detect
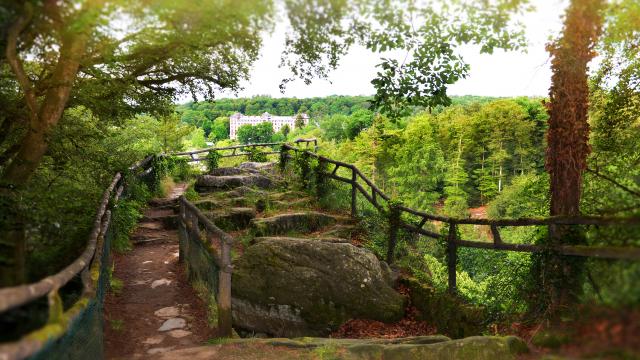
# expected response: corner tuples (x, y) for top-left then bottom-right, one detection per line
(156, 335), (528, 360)
(195, 174), (273, 191)
(231, 237), (404, 337)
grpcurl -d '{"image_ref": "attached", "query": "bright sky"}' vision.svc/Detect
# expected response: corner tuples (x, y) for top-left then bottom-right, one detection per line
(221, 0), (568, 99)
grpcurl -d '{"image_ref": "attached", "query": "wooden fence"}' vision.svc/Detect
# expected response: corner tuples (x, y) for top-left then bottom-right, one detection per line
(173, 138), (318, 162)
(0, 156), (156, 360)
(178, 197), (234, 337)
(280, 144), (640, 294)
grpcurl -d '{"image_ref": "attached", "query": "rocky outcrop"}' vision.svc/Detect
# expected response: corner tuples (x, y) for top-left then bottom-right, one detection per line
(250, 212), (339, 236)
(195, 174), (273, 191)
(231, 237), (403, 337)
(156, 335), (528, 360)
(208, 167), (248, 176)
(205, 207), (256, 231)
(238, 161), (276, 171)
(400, 277), (486, 338)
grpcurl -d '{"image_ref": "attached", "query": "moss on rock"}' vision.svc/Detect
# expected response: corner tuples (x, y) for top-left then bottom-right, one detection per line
(400, 277), (486, 338)
(231, 237), (404, 336)
(250, 212), (338, 236)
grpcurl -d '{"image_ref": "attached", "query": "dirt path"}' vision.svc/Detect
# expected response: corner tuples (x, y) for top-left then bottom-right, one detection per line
(104, 184), (214, 359)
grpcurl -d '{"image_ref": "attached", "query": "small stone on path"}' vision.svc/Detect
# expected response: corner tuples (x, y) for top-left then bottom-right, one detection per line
(167, 330), (192, 338)
(151, 278), (172, 288)
(142, 335), (165, 345)
(154, 306), (180, 318)
(158, 317), (186, 331)
(143, 260), (152, 264)
(147, 346), (175, 355)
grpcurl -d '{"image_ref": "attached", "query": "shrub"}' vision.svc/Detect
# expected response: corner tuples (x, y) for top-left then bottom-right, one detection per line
(205, 150), (221, 172)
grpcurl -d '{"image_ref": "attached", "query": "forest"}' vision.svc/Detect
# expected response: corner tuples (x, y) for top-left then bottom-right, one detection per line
(0, 0), (639, 359)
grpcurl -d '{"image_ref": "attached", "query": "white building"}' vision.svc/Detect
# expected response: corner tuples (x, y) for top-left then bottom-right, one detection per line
(229, 112), (309, 139)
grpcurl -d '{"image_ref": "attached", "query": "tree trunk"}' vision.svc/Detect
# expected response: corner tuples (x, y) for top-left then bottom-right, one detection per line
(542, 0), (604, 313)
(0, 28), (87, 286)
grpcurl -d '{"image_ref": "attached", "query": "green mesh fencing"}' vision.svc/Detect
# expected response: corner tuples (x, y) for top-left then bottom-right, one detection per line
(25, 215), (114, 360)
(178, 222), (220, 302)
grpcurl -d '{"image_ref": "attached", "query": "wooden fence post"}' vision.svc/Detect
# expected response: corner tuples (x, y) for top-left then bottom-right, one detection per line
(178, 200), (184, 263)
(351, 167), (357, 217)
(189, 211), (200, 243)
(387, 204), (400, 264)
(218, 240), (233, 337)
(447, 223), (458, 295)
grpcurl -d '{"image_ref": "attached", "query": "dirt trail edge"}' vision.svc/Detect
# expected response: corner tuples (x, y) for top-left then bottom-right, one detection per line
(104, 184), (213, 359)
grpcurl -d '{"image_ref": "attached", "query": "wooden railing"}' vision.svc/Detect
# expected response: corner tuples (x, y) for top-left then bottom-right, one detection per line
(173, 138), (318, 162)
(280, 144), (640, 294)
(0, 156), (156, 360)
(177, 197), (234, 337)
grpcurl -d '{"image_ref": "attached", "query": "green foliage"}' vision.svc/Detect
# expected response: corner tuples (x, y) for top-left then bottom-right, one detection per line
(293, 151), (314, 190)
(245, 147), (268, 162)
(112, 199), (143, 252)
(281, 124), (291, 137)
(205, 151), (221, 172)
(313, 158), (331, 199)
(237, 122), (274, 144)
(283, 0), (529, 116)
(184, 186), (199, 202)
(178, 95), (372, 124)
(294, 114), (306, 129)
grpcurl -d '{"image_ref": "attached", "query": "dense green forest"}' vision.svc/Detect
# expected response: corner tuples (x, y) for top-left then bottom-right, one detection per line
(1, 0), (639, 357)
(178, 93), (639, 315)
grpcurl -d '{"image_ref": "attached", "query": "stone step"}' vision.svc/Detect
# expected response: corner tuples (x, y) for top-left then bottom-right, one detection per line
(250, 212), (346, 236)
(195, 174), (273, 192)
(154, 335), (528, 360)
(251, 236), (351, 246)
(141, 214), (178, 229)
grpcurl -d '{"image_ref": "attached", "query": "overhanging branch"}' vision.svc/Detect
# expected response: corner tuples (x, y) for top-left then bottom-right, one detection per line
(5, 3), (37, 117)
(586, 167), (640, 198)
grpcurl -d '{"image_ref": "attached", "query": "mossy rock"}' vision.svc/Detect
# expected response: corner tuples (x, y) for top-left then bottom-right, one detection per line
(209, 167), (248, 176)
(346, 336), (528, 360)
(320, 225), (358, 239)
(269, 191), (310, 201)
(250, 212), (338, 236)
(400, 277), (486, 338)
(205, 208), (256, 231)
(194, 199), (221, 211)
(231, 237), (404, 337)
(195, 174), (273, 192)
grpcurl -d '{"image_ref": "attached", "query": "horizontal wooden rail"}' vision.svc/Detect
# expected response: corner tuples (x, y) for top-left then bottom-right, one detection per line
(281, 145), (640, 271)
(0, 173), (121, 313)
(173, 138), (319, 157)
(129, 155), (154, 172)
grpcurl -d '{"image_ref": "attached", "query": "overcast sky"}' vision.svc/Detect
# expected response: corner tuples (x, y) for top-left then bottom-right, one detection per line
(220, 0), (568, 99)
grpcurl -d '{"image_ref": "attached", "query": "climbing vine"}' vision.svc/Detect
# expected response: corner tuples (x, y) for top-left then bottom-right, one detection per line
(293, 151), (314, 190)
(278, 146), (289, 172)
(245, 147), (268, 162)
(205, 150), (221, 172)
(313, 158), (331, 199)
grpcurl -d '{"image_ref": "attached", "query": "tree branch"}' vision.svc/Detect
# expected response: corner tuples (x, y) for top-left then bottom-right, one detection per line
(586, 167), (640, 198)
(5, 3), (37, 117)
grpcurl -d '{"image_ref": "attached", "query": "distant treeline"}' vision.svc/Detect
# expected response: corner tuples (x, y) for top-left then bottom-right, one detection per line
(176, 95), (498, 139)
